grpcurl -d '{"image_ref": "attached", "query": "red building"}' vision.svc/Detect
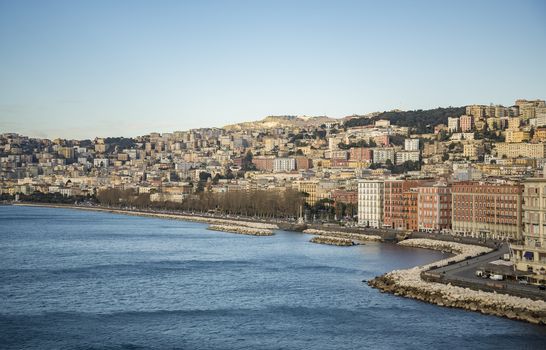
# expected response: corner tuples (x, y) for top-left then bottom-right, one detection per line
(451, 181), (522, 240)
(460, 115), (474, 132)
(331, 189), (358, 204)
(252, 156), (275, 172)
(417, 182), (452, 231)
(295, 156), (312, 170)
(403, 189), (419, 231)
(349, 147), (373, 162)
(384, 179), (432, 230)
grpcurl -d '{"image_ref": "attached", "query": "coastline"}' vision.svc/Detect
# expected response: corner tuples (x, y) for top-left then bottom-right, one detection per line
(7, 203), (546, 324)
(368, 239), (546, 325)
(11, 202), (279, 230)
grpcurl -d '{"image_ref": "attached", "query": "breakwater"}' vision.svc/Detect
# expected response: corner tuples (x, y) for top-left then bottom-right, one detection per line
(310, 236), (356, 246)
(368, 239), (546, 324)
(207, 224), (274, 236)
(303, 229), (382, 243)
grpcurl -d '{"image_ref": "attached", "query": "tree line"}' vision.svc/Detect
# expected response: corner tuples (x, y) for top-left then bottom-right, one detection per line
(96, 188), (307, 219)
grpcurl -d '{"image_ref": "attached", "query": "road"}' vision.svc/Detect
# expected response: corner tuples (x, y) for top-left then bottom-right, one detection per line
(428, 243), (546, 301)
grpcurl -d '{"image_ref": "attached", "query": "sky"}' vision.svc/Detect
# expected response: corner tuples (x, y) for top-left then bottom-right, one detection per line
(0, 0), (545, 139)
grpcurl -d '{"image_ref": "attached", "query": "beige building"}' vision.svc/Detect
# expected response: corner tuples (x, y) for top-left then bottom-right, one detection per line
(294, 180), (336, 205)
(512, 178), (546, 285)
(463, 142), (484, 160)
(495, 143), (546, 159)
(505, 130), (531, 143)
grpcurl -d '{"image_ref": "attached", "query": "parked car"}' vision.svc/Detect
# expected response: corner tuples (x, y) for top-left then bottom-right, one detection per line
(539, 285), (546, 291)
(489, 274), (504, 281)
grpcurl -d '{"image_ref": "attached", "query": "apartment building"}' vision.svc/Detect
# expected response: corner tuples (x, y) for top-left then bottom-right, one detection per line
(395, 151), (420, 165)
(404, 138), (420, 151)
(383, 179), (431, 230)
(505, 130), (530, 143)
(253, 156), (275, 172)
(495, 143), (546, 159)
(459, 115), (474, 132)
(349, 147), (373, 162)
(451, 181), (523, 240)
(447, 117), (459, 132)
(403, 189), (419, 231)
(512, 178), (546, 285)
(417, 182), (452, 232)
(373, 148), (395, 164)
(358, 179), (384, 228)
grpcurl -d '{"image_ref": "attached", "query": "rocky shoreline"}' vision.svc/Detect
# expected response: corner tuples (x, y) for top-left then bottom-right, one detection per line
(207, 224), (274, 236)
(368, 239), (546, 325)
(310, 236), (356, 246)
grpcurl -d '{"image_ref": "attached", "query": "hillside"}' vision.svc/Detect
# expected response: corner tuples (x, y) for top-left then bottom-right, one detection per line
(344, 107), (466, 133)
(224, 115), (339, 130)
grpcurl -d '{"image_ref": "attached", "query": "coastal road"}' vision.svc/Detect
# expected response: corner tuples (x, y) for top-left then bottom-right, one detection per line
(429, 244), (546, 301)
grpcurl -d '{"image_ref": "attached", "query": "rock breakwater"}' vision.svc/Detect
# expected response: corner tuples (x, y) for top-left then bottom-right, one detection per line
(207, 224), (274, 236)
(303, 229), (382, 243)
(310, 236), (356, 246)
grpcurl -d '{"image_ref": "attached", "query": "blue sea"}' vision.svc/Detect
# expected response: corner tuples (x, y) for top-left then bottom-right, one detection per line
(1, 205), (545, 349)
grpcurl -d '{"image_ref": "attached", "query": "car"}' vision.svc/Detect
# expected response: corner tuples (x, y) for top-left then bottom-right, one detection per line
(489, 274), (504, 281)
(539, 285), (546, 291)
(518, 279), (529, 285)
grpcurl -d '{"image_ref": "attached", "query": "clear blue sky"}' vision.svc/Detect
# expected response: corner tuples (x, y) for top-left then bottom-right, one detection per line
(1, 0), (545, 139)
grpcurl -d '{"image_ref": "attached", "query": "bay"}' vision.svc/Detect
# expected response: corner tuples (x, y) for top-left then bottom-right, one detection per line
(1, 206), (545, 349)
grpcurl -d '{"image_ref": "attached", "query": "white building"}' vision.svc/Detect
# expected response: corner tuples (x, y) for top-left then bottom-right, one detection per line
(373, 148), (395, 164)
(396, 151), (420, 165)
(404, 138), (420, 151)
(447, 117), (460, 132)
(273, 157), (296, 172)
(93, 158), (109, 168)
(358, 179), (384, 228)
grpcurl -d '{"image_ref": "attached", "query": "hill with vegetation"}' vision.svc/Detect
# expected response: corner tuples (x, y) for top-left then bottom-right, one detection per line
(344, 107), (466, 133)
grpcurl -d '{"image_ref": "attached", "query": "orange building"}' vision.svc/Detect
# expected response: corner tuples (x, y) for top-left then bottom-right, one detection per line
(403, 189), (419, 231)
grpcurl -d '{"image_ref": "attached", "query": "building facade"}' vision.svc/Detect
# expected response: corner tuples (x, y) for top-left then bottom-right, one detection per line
(384, 179), (431, 230)
(512, 178), (546, 285)
(417, 182), (452, 231)
(451, 181), (523, 240)
(358, 179), (384, 228)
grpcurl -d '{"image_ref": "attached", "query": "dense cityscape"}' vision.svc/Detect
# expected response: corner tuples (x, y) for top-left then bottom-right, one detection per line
(2, 98), (546, 286)
(2, 0), (546, 347)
